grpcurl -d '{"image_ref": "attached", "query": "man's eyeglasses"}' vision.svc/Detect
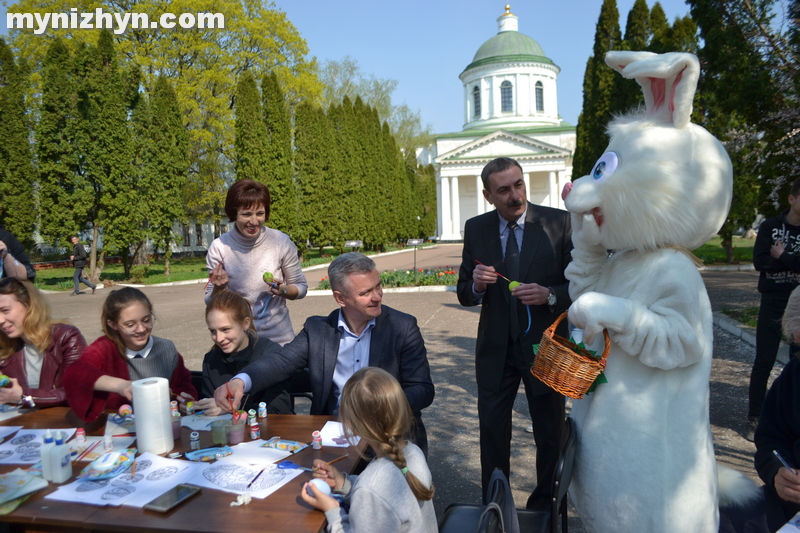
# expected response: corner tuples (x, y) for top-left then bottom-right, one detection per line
(118, 315), (156, 333)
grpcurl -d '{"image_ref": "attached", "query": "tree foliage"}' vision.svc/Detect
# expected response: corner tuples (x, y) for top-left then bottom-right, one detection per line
(0, 38), (35, 243)
(261, 72), (296, 237)
(572, 0), (621, 179)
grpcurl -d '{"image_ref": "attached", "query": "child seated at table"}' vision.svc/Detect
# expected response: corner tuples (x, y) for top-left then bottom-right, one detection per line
(65, 287), (196, 422)
(301, 367), (437, 533)
(0, 278), (87, 408)
(192, 290), (291, 416)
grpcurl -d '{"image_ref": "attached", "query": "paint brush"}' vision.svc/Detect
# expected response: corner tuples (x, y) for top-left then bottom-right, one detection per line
(75, 440), (101, 462)
(474, 260), (513, 283)
(327, 454), (348, 466)
(246, 467), (265, 489)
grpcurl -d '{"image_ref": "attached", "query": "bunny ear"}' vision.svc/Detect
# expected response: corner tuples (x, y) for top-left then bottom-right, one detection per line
(605, 51), (700, 128)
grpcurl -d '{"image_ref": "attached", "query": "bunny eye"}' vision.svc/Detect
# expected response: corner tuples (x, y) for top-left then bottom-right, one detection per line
(590, 152), (619, 183)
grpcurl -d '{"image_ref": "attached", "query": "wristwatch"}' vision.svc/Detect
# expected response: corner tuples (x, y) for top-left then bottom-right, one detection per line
(547, 288), (557, 307)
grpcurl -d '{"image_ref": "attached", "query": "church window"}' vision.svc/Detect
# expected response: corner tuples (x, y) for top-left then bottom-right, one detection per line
(535, 81), (544, 112)
(473, 86), (481, 117)
(500, 81), (513, 112)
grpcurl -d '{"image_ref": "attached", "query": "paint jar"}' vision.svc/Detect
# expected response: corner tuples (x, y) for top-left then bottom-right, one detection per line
(185, 401), (195, 415)
(258, 402), (267, 419)
(249, 420), (260, 440)
(190, 431), (201, 450)
(211, 420), (228, 445)
(75, 428), (86, 444)
(103, 434), (114, 452)
(312, 431), (322, 450)
(226, 420), (246, 445)
(170, 400), (179, 415)
(172, 412), (182, 440)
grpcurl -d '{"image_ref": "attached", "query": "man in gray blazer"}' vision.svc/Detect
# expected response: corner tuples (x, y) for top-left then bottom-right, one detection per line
(214, 253), (435, 454)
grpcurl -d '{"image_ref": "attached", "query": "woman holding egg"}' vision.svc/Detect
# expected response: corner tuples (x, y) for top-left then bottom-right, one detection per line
(205, 180), (308, 346)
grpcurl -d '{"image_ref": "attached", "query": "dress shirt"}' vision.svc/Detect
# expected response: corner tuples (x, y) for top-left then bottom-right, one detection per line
(330, 310), (376, 414)
(472, 209), (527, 302)
(125, 336), (154, 360)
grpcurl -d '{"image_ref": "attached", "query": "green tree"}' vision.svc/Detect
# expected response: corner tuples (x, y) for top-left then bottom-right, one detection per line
(77, 31), (138, 280)
(234, 71), (269, 183)
(261, 72), (297, 237)
(145, 76), (189, 276)
(572, 0), (622, 178)
(37, 38), (86, 247)
(0, 38), (35, 243)
(6, 0), (323, 225)
(319, 56), (432, 156)
(611, 0), (650, 115)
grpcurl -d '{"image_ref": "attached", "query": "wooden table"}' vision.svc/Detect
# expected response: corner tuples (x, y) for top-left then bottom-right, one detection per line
(0, 407), (361, 533)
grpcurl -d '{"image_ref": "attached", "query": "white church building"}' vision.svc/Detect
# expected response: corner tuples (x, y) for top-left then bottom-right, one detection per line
(430, 5), (576, 241)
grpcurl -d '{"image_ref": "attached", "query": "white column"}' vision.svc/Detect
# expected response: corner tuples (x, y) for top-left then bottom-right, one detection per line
(556, 170), (565, 210)
(439, 176), (451, 239)
(523, 172), (531, 198)
(451, 176), (461, 238)
(548, 171), (557, 208)
(476, 175), (484, 215)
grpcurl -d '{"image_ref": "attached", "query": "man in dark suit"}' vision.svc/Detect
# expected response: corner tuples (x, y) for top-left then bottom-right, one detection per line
(214, 252), (435, 454)
(457, 157), (572, 507)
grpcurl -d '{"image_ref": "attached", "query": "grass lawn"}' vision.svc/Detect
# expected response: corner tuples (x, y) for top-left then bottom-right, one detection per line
(722, 307), (758, 328)
(692, 236), (754, 265)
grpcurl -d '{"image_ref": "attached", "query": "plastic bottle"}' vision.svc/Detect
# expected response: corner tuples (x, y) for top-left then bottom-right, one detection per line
(40, 429), (54, 481)
(50, 432), (73, 484)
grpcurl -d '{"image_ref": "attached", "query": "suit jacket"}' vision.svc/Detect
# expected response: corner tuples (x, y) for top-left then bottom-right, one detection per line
(457, 202), (572, 395)
(246, 305), (434, 417)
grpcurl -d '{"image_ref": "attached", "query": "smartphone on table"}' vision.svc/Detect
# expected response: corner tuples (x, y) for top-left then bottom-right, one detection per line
(143, 483), (202, 513)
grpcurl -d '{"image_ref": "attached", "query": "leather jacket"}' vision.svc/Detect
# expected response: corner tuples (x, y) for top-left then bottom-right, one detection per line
(0, 324), (86, 407)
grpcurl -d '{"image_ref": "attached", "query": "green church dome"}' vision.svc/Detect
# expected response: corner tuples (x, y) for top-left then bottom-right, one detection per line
(466, 31), (554, 71)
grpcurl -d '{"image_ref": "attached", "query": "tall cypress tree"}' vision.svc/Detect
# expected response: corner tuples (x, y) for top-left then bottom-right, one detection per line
(648, 2), (671, 53)
(77, 30), (137, 279)
(37, 38), (86, 246)
(0, 39), (35, 244)
(234, 71), (269, 184)
(611, 0), (650, 116)
(261, 72), (297, 238)
(146, 76), (189, 276)
(572, 0), (622, 178)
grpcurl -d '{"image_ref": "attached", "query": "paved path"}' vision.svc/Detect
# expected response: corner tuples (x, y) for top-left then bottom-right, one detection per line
(44, 245), (769, 528)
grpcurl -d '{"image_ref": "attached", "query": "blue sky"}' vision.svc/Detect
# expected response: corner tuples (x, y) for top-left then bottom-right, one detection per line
(2, 0), (694, 133)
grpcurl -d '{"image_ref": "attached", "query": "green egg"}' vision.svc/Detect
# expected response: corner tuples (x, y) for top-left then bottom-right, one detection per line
(262, 271), (274, 284)
(508, 281), (520, 290)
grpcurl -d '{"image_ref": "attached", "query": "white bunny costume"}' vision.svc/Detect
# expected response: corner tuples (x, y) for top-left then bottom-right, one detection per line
(562, 52), (733, 532)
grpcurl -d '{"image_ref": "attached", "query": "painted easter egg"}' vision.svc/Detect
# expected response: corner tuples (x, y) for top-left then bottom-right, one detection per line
(306, 478), (331, 497)
(262, 272), (274, 284)
(508, 281), (520, 290)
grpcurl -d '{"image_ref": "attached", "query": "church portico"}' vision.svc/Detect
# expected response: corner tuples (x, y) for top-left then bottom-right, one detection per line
(428, 5), (576, 241)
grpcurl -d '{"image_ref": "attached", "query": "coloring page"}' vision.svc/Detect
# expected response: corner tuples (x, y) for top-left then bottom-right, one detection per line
(186, 457), (302, 499)
(0, 429), (76, 464)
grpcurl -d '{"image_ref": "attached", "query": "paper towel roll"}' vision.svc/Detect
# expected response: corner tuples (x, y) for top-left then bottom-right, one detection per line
(132, 377), (174, 455)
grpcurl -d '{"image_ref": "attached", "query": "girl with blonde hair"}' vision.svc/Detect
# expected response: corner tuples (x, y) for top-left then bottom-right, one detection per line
(301, 367), (436, 533)
(0, 278), (86, 407)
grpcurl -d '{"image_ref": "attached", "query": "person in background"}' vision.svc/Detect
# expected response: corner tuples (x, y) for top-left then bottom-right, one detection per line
(0, 278), (86, 408)
(301, 367), (437, 533)
(65, 287), (196, 422)
(70, 236), (96, 296)
(193, 290), (292, 416)
(0, 226), (35, 281)
(205, 180), (307, 346)
(753, 285), (800, 532)
(748, 176), (800, 441)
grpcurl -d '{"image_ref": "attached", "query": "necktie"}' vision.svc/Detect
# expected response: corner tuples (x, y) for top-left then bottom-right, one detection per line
(505, 222), (521, 339)
(133, 354), (143, 359)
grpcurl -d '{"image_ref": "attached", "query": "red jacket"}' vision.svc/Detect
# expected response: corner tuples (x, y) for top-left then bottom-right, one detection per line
(65, 335), (196, 422)
(0, 323), (86, 408)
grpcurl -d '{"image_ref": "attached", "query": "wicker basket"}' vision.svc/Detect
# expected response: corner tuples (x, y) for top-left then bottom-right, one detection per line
(532, 311), (610, 399)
